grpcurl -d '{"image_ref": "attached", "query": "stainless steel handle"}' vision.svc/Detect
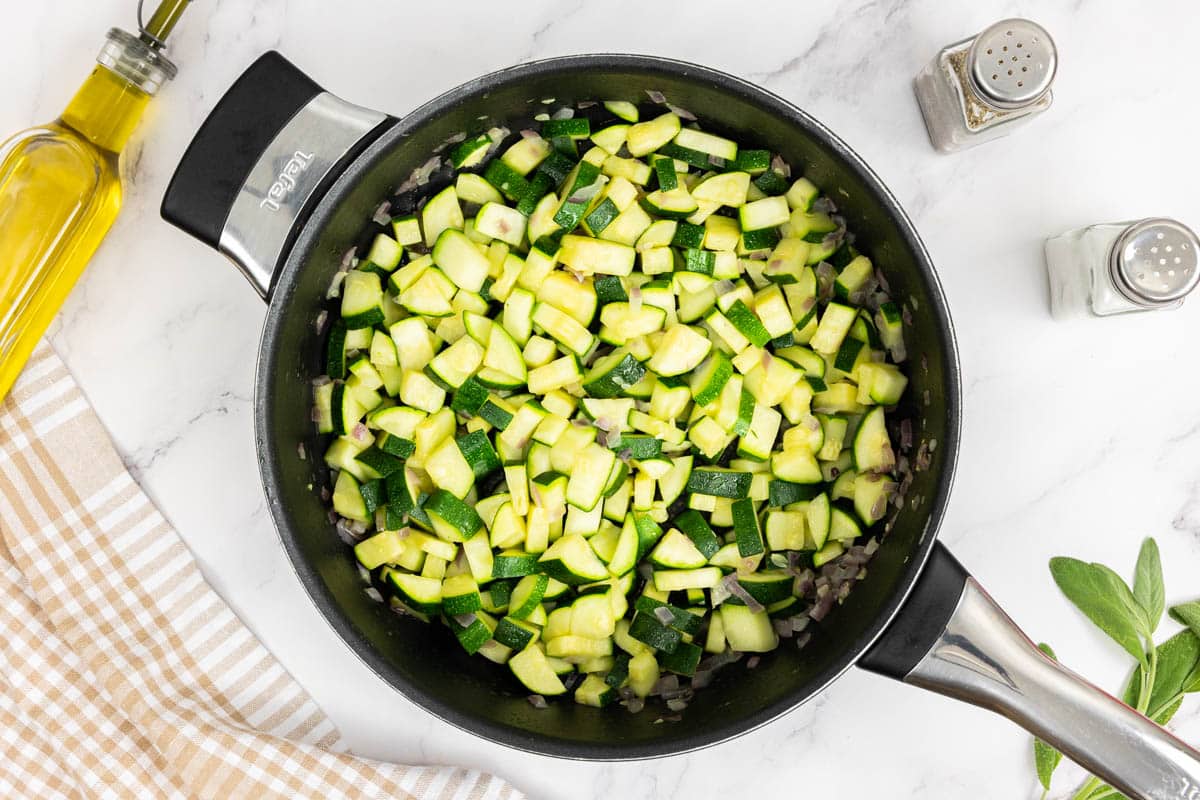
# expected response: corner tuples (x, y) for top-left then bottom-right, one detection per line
(218, 92), (387, 297)
(908, 578), (1200, 800)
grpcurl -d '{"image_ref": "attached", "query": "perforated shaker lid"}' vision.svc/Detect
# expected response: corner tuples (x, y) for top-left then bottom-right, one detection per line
(967, 19), (1057, 108)
(1109, 219), (1200, 306)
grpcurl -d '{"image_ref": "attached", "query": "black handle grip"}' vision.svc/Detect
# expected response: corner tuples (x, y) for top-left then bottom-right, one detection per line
(858, 541), (970, 679)
(161, 52), (323, 249)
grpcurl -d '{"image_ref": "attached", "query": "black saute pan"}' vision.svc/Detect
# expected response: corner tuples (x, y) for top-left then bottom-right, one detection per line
(160, 52), (1200, 799)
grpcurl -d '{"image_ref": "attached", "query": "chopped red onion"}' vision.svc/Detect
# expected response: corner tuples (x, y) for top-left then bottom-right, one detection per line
(623, 697), (645, 713)
(645, 89), (667, 104)
(340, 247), (357, 271)
(395, 156), (442, 194)
(364, 587), (384, 603)
(326, 270), (347, 299)
(812, 196), (837, 214)
(706, 154), (726, 169)
(617, 448), (633, 463)
(722, 573), (764, 613)
(899, 418), (913, 451)
(864, 538), (880, 556)
(312, 375), (332, 387)
(915, 441), (932, 471)
(746, 655), (761, 670)
(453, 612), (478, 628)
(551, 107), (575, 120)
(637, 562), (654, 581)
(748, 249), (769, 260)
(667, 104), (696, 121)
(527, 694), (549, 709)
(690, 669), (713, 689)
(519, 128), (540, 139)
(875, 268), (892, 294)
(372, 200), (392, 226)
(319, 486), (331, 502)
(576, 100), (598, 109)
(334, 518), (364, 545)
(770, 154), (791, 178)
(666, 698), (689, 712)
(314, 310), (329, 335)
(351, 422), (371, 443)
(796, 632), (812, 649)
(653, 606), (675, 625)
(773, 619), (794, 639)
(901, 305), (914, 326)
(600, 428), (623, 448)
(310, 405), (324, 423)
(652, 674), (680, 697)
(441, 131), (468, 146)
(710, 578), (732, 607)
(486, 126), (510, 146)
(297, 442), (307, 460)
(712, 279), (735, 296)
(791, 615), (810, 632)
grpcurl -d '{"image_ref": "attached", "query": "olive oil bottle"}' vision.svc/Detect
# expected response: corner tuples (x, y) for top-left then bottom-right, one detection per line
(0, 1), (189, 400)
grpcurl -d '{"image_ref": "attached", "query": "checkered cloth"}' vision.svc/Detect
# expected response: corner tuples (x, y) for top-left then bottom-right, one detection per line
(0, 343), (524, 800)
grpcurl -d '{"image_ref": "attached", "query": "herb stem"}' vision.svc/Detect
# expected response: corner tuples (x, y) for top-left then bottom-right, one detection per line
(1135, 642), (1158, 714)
(1071, 776), (1104, 800)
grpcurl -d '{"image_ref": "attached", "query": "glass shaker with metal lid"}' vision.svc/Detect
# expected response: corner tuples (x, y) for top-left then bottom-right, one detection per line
(914, 18), (1057, 153)
(1045, 218), (1200, 319)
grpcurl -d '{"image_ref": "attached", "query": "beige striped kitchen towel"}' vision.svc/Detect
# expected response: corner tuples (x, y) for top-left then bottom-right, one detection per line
(0, 342), (524, 800)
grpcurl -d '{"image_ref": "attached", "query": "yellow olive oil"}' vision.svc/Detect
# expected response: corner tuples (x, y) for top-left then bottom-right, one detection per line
(0, 3), (188, 401)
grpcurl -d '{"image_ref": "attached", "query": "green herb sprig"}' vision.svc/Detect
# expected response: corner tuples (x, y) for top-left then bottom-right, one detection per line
(1034, 538), (1200, 800)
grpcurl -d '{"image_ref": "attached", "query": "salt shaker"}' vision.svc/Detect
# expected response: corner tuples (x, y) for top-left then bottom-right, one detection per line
(914, 18), (1057, 152)
(1045, 218), (1200, 319)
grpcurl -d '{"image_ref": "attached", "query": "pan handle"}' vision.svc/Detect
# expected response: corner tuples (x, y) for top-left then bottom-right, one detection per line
(860, 543), (1200, 800)
(161, 52), (393, 299)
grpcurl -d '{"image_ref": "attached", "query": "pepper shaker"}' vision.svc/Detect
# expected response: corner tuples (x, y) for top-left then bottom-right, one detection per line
(914, 18), (1057, 152)
(1045, 218), (1200, 319)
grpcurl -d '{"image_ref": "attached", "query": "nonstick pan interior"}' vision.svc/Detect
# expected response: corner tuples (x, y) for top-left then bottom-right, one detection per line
(256, 55), (959, 758)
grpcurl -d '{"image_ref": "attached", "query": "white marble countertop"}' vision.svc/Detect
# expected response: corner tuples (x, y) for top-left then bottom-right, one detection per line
(8, 1), (1200, 797)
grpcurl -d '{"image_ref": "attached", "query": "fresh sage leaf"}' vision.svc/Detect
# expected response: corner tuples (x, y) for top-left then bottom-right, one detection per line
(1170, 601), (1200, 638)
(1049, 557), (1150, 666)
(1132, 538), (1165, 632)
(1123, 629), (1200, 721)
(1033, 643), (1062, 794)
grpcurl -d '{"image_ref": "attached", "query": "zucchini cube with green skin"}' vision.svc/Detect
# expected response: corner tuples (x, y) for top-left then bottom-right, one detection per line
(574, 674), (617, 707)
(649, 530), (708, 570)
(455, 430), (501, 480)
(673, 510), (721, 559)
(340, 271), (385, 330)
(353, 529), (407, 569)
(647, 324), (712, 377)
(686, 468), (752, 499)
(448, 614), (492, 655)
(424, 437), (475, 499)
(719, 604), (778, 652)
(509, 645), (567, 695)
(557, 235), (636, 277)
(388, 572), (443, 616)
(853, 407), (896, 473)
(652, 566), (723, 592)
(731, 498), (765, 557)
(626, 112), (681, 157)
(764, 510), (808, 551)
(538, 534), (609, 585)
(493, 616), (540, 650)
(441, 574), (482, 616)
(659, 640), (703, 677)
(565, 443), (617, 513)
(424, 489), (484, 542)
